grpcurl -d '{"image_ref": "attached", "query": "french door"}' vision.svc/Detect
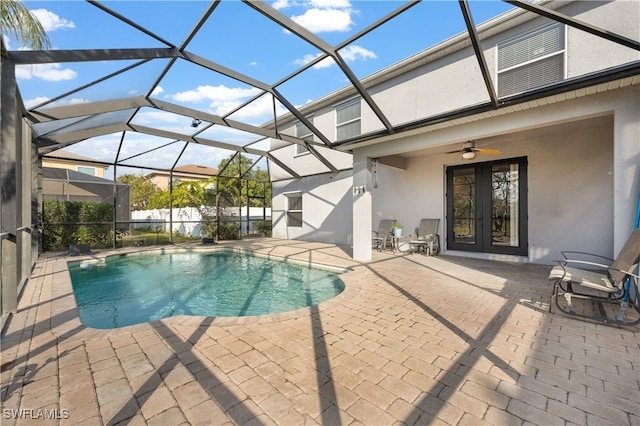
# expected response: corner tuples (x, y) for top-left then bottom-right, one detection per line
(446, 157), (528, 256)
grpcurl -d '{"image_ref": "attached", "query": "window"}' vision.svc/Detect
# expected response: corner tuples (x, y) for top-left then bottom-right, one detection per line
(497, 23), (565, 97)
(295, 117), (313, 155)
(77, 166), (96, 176)
(336, 98), (361, 141)
(286, 193), (302, 227)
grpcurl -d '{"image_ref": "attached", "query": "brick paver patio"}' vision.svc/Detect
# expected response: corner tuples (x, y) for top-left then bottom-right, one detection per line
(1, 239), (639, 425)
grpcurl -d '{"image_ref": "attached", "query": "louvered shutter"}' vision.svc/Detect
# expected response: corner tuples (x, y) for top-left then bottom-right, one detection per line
(498, 23), (565, 97)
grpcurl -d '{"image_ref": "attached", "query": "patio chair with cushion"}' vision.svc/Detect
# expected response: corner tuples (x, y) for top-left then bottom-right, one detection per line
(548, 228), (640, 326)
(372, 219), (395, 251)
(408, 219), (440, 255)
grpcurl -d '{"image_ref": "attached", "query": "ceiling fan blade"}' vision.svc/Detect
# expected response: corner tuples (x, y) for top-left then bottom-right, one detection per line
(474, 148), (502, 155)
(445, 149), (463, 154)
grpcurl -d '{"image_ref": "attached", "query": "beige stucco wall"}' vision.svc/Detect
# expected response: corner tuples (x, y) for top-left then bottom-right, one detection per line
(149, 175), (170, 190)
(147, 173), (213, 190)
(42, 158), (107, 178)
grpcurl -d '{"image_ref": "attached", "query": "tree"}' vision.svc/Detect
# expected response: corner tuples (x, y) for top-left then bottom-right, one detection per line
(1, 1), (51, 50)
(247, 169), (271, 207)
(117, 174), (160, 211)
(216, 154), (271, 208)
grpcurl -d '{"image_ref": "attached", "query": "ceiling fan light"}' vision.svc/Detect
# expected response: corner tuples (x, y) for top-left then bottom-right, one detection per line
(462, 151), (477, 160)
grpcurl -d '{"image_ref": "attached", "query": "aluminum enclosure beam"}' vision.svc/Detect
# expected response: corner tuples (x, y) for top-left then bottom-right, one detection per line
(459, 0), (499, 107)
(505, 0), (640, 52)
(8, 48), (180, 64)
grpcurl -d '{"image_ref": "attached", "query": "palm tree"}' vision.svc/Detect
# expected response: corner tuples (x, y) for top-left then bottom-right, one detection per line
(1, 0), (50, 50)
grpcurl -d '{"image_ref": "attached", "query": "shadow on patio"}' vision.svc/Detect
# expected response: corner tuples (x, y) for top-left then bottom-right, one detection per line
(1, 240), (638, 425)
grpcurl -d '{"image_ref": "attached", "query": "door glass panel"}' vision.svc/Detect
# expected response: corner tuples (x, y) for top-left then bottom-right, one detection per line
(452, 168), (476, 245)
(491, 163), (519, 247)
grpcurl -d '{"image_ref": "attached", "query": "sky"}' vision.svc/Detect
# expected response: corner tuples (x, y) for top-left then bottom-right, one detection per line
(9, 0), (515, 175)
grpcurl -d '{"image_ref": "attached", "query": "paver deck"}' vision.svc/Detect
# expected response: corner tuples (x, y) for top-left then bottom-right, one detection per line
(1, 239), (639, 425)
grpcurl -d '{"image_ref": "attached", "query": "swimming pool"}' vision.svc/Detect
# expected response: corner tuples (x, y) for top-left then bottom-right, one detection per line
(68, 250), (346, 329)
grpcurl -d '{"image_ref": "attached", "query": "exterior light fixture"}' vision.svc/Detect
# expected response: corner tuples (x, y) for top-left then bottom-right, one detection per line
(462, 150), (477, 160)
(191, 118), (201, 128)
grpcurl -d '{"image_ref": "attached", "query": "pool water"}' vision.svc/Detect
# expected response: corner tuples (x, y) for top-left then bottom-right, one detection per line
(68, 250), (345, 329)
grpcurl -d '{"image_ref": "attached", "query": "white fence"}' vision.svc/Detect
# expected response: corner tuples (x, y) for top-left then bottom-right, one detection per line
(130, 206), (271, 237)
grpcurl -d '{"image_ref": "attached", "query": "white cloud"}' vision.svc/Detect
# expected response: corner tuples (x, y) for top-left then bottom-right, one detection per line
(291, 7), (353, 33)
(271, 0), (294, 10)
(312, 56), (335, 69)
(24, 96), (89, 110)
(293, 45), (372, 70)
(30, 9), (75, 32)
(171, 85), (262, 116)
(273, 0), (351, 11)
(274, 0), (355, 33)
(339, 45), (377, 62)
(16, 63), (77, 82)
(151, 86), (164, 96)
(308, 0), (351, 9)
(24, 96), (50, 109)
(293, 52), (322, 66)
(67, 98), (90, 105)
(60, 134), (120, 163)
(226, 95), (287, 123)
(134, 110), (185, 126)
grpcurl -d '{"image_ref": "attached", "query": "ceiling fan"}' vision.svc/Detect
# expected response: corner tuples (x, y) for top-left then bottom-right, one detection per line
(446, 141), (502, 160)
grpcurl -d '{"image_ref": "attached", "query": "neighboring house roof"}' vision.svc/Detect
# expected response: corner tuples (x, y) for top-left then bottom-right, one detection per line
(42, 150), (108, 168)
(146, 164), (218, 179)
(42, 168), (131, 222)
(43, 167), (124, 185)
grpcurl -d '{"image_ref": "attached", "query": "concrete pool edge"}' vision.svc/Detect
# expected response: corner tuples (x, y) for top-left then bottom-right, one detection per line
(50, 243), (362, 340)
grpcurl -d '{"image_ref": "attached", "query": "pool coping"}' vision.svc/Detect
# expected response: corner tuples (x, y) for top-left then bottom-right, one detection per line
(50, 243), (363, 341)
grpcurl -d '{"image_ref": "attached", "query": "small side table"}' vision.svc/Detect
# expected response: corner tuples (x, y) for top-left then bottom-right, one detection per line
(390, 236), (411, 253)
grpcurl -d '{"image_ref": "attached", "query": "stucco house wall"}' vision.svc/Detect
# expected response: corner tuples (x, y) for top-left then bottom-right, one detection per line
(269, 1), (639, 263)
(352, 86), (638, 262)
(42, 157), (107, 178)
(271, 170), (353, 244)
(368, 114), (614, 264)
(276, 1), (639, 138)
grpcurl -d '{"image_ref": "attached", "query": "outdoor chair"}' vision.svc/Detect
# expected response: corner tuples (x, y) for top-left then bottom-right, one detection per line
(372, 219), (395, 251)
(548, 229), (640, 326)
(408, 219), (440, 255)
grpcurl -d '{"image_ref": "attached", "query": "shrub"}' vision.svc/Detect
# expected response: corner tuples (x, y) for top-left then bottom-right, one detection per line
(42, 200), (114, 251)
(217, 222), (240, 240)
